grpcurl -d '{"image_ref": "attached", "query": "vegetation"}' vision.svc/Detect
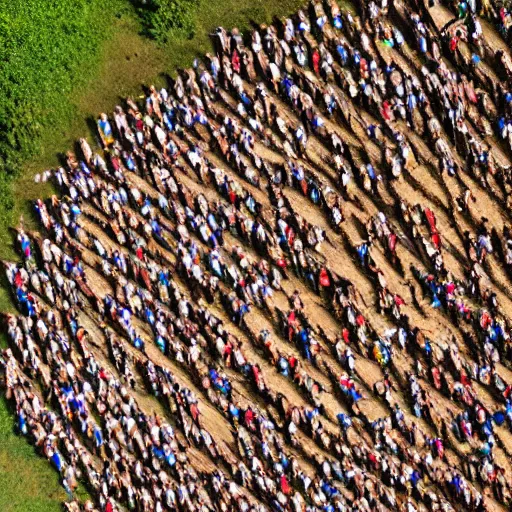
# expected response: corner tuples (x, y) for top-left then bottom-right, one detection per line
(0, 397), (65, 512)
(0, 0), (129, 214)
(134, 0), (201, 42)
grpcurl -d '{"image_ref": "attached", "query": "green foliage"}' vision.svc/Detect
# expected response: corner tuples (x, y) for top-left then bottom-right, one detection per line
(135, 0), (201, 43)
(0, 0), (120, 225)
(0, 395), (65, 512)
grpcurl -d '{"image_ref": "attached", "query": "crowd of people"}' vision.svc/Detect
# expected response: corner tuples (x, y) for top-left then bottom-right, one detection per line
(5, 0), (512, 510)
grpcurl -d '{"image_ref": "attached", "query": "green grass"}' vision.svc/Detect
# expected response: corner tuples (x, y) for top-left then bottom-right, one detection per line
(0, 0), (309, 509)
(0, 397), (66, 512)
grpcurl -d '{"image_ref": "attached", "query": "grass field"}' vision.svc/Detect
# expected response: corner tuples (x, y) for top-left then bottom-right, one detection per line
(0, 410), (64, 512)
(0, 0), (306, 509)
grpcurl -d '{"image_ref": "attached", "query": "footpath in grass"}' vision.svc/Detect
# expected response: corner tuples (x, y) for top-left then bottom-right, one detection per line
(0, 0), (307, 509)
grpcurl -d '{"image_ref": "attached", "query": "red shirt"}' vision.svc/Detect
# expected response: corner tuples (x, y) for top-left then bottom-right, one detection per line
(319, 268), (330, 287)
(449, 36), (459, 52)
(394, 295), (405, 306)
(252, 365), (260, 383)
(14, 272), (23, 288)
(244, 409), (254, 425)
(432, 233), (441, 250)
(281, 474), (291, 495)
(276, 258), (287, 268)
(382, 100), (391, 121)
(312, 50), (321, 74)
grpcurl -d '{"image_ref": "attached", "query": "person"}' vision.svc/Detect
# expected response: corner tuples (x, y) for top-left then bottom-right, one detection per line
(97, 113), (114, 147)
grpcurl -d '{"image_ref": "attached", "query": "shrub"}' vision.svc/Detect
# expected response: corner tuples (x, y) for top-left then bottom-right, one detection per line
(135, 0), (200, 43)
